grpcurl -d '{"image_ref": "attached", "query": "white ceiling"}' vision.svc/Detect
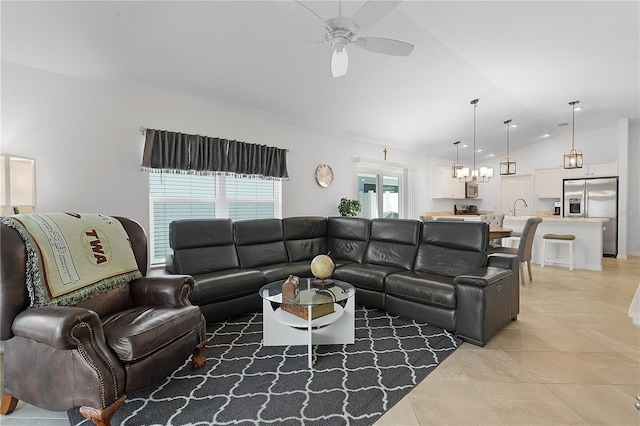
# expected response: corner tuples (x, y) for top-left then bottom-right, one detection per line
(2, 1), (639, 160)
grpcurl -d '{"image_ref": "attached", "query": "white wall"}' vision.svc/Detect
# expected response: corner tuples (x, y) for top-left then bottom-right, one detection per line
(1, 62), (429, 232)
(2, 62), (637, 256)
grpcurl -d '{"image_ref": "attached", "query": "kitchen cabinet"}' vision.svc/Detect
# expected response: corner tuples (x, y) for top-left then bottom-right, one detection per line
(562, 162), (618, 178)
(431, 167), (465, 199)
(535, 168), (562, 198)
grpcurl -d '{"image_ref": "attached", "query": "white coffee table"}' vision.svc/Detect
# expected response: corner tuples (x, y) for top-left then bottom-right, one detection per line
(260, 279), (355, 368)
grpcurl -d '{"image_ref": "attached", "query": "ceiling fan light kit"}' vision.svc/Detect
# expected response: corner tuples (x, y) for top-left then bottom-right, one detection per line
(331, 46), (349, 77)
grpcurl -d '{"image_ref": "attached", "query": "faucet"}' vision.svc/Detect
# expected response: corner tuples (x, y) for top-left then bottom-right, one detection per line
(512, 198), (528, 216)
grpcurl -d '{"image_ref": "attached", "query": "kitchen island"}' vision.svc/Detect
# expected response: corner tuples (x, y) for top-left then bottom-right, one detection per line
(504, 216), (608, 271)
(430, 215), (608, 271)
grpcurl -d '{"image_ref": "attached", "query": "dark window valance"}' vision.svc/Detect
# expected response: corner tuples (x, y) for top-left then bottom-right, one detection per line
(141, 129), (288, 180)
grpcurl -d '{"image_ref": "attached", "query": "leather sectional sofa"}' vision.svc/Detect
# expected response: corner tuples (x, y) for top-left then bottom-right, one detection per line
(165, 216), (520, 346)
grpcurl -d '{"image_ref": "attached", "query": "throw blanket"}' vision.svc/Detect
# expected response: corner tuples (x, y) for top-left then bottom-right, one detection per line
(1, 213), (142, 307)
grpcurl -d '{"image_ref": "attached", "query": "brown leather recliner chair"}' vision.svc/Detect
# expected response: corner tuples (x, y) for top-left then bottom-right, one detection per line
(0, 216), (207, 426)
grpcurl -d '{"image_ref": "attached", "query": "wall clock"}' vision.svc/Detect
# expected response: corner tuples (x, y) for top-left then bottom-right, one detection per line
(315, 164), (334, 188)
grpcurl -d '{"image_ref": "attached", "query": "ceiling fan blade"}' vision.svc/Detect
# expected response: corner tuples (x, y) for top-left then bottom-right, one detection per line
(356, 37), (414, 56)
(352, 0), (402, 31)
(294, 0), (332, 30)
(331, 47), (349, 77)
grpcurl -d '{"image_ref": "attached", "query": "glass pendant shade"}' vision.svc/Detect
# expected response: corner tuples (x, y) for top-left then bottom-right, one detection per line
(452, 162), (464, 178)
(331, 46), (348, 78)
(564, 147), (584, 169)
(451, 141), (464, 178)
(563, 101), (584, 169)
(499, 119), (516, 175)
(500, 159), (517, 175)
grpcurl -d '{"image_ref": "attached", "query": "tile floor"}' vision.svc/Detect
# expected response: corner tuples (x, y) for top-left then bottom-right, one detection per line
(1, 257), (639, 425)
(376, 256), (640, 425)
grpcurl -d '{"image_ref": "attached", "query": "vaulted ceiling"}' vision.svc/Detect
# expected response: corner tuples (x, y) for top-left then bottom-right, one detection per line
(2, 1), (638, 160)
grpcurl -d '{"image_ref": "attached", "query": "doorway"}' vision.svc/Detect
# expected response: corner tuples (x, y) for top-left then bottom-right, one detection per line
(358, 172), (402, 219)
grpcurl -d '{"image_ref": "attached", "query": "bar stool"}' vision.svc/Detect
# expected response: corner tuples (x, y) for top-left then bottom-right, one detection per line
(542, 233), (575, 271)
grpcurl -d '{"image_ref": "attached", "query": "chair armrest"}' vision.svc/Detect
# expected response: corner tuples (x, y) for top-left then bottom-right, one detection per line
(12, 306), (103, 350)
(129, 274), (195, 306)
(453, 267), (512, 288)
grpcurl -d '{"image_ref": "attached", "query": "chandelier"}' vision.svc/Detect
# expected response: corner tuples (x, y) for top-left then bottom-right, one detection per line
(499, 119), (517, 175)
(563, 100), (584, 169)
(458, 99), (493, 182)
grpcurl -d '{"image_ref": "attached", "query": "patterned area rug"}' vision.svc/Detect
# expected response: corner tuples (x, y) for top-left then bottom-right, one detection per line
(68, 307), (460, 426)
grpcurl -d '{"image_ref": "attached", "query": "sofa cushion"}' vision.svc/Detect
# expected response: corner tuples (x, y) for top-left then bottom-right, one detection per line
(414, 245), (487, 278)
(364, 219), (420, 270)
(169, 219), (239, 274)
(421, 221), (488, 252)
(173, 245), (240, 275)
(283, 216), (328, 262)
(170, 219), (234, 249)
(102, 305), (203, 362)
(415, 221), (488, 277)
(235, 219), (289, 268)
(189, 269), (266, 305)
(251, 261), (313, 283)
(327, 217), (370, 263)
(333, 263), (404, 292)
(385, 272), (456, 309)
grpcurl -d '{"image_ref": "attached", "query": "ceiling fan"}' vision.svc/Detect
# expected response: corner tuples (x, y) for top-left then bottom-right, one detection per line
(296, 0), (414, 77)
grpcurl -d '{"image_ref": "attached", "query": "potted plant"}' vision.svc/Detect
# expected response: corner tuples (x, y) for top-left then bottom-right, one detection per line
(338, 198), (362, 217)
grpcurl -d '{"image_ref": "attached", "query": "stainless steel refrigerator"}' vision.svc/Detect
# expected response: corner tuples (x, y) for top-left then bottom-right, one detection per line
(563, 177), (618, 257)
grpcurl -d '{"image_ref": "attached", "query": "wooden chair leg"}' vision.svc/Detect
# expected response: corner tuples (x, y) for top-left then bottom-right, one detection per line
(527, 260), (533, 281)
(191, 338), (209, 369)
(1, 393), (18, 415)
(79, 394), (126, 426)
(519, 262), (526, 286)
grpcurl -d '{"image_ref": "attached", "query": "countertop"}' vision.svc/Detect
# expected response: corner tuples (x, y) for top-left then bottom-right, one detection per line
(505, 215), (609, 223)
(432, 215), (609, 223)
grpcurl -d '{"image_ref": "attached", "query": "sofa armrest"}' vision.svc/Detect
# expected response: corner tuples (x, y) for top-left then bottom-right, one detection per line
(12, 306), (104, 350)
(453, 267), (512, 288)
(454, 266), (515, 346)
(129, 274), (195, 307)
(487, 253), (519, 271)
(487, 253), (520, 317)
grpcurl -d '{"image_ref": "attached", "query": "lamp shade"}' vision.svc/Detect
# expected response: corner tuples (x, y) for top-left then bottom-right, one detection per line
(331, 47), (348, 77)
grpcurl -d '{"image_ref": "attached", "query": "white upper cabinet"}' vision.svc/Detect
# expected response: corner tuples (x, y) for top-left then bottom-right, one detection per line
(431, 167), (465, 199)
(562, 162), (618, 178)
(535, 168), (563, 198)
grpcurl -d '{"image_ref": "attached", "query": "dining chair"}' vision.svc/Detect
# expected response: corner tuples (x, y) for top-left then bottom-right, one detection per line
(479, 214), (505, 248)
(489, 216), (543, 285)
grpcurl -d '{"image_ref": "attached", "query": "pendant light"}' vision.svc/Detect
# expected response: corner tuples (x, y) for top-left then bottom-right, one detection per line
(451, 141), (464, 178)
(499, 119), (517, 175)
(459, 98), (493, 183)
(563, 100), (584, 169)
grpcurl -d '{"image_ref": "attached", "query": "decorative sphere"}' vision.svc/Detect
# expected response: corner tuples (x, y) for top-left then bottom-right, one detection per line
(310, 255), (335, 280)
